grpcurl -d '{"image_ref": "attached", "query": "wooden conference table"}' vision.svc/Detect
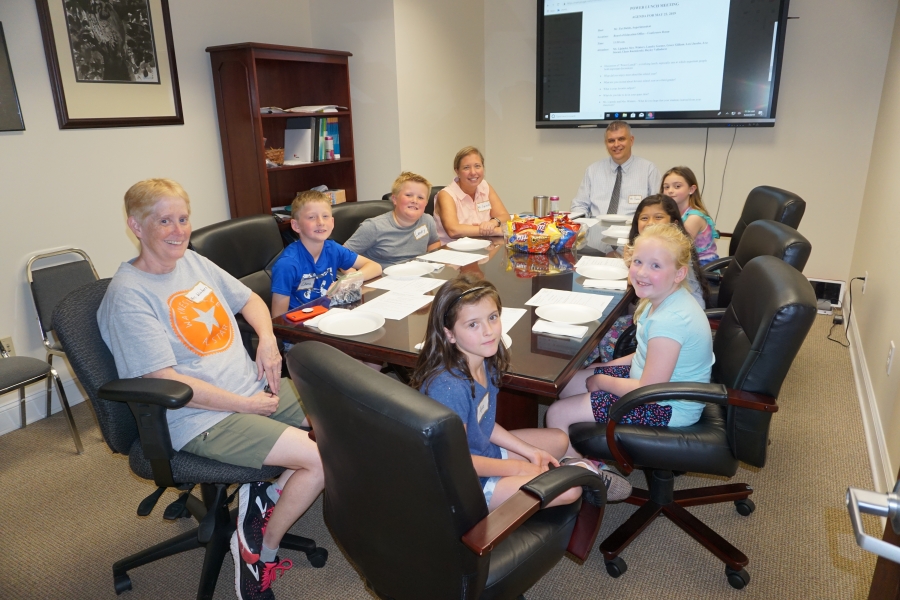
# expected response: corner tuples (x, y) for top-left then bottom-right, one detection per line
(273, 243), (634, 430)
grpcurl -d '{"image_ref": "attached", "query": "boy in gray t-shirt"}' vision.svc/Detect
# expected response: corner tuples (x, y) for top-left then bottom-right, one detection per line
(344, 171), (442, 268)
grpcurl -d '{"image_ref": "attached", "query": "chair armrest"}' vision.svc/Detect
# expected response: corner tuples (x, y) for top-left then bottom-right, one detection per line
(705, 308), (727, 320)
(604, 383), (778, 474)
(461, 466), (602, 556)
(701, 257), (731, 274)
(99, 378), (193, 409)
(99, 378), (193, 478)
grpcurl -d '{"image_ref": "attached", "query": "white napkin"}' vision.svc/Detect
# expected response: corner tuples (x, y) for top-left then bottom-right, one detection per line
(532, 319), (588, 339)
(583, 279), (628, 291)
(616, 237), (629, 245)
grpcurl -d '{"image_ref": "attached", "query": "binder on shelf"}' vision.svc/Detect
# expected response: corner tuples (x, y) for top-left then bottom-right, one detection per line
(283, 117), (313, 164)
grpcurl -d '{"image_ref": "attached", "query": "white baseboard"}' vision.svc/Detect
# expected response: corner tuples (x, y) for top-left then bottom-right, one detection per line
(0, 376), (87, 437)
(848, 311), (895, 493)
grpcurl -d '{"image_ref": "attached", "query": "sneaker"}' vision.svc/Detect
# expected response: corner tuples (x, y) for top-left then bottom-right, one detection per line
(560, 456), (632, 503)
(596, 467), (632, 502)
(232, 531), (293, 600)
(237, 482), (275, 563)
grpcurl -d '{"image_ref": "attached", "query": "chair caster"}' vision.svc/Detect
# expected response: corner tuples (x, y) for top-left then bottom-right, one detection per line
(307, 547), (328, 568)
(734, 498), (756, 516)
(113, 574), (132, 594)
(726, 566), (750, 589)
(605, 557), (627, 578)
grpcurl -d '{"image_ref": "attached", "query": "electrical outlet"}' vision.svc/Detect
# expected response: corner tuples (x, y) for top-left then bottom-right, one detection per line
(888, 341), (895, 376)
(863, 271), (868, 294)
(0, 336), (14, 356)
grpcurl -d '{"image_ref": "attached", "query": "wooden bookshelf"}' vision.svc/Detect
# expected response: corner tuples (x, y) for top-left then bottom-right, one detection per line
(206, 43), (358, 218)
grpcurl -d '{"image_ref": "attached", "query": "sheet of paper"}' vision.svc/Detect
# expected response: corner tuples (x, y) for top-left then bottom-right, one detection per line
(575, 256), (627, 268)
(500, 307), (526, 334)
(365, 277), (445, 294)
(524, 288), (614, 313)
(354, 292), (433, 320)
(417, 249), (486, 266)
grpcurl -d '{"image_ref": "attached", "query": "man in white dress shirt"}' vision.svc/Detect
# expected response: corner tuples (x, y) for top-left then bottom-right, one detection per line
(570, 121), (661, 218)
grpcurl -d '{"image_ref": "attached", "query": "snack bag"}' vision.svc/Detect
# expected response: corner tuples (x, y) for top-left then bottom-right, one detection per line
(506, 215), (582, 254)
(327, 271), (365, 305)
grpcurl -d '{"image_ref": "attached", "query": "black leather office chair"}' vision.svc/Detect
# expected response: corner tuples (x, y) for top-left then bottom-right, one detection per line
(190, 214), (284, 357)
(707, 185), (806, 276)
(53, 280), (325, 600)
(287, 341), (603, 600)
(382, 185), (444, 216)
(570, 256), (816, 589)
(329, 200), (393, 244)
(706, 219), (811, 312)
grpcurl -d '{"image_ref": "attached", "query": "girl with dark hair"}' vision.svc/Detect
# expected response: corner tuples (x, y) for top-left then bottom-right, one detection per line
(661, 166), (720, 266)
(411, 273), (632, 509)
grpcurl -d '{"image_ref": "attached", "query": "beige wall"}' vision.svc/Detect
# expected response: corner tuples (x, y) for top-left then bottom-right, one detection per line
(393, 0), (486, 188)
(309, 0), (403, 200)
(483, 0), (897, 282)
(0, 1), (315, 428)
(849, 3), (900, 489)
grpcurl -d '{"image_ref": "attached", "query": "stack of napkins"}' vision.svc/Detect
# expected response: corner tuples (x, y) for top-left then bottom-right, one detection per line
(532, 320), (588, 339)
(583, 280), (628, 291)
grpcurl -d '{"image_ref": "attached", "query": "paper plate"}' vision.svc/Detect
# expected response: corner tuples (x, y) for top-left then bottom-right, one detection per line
(600, 214), (629, 224)
(383, 262), (433, 279)
(317, 310), (385, 336)
(535, 303), (603, 324)
(576, 264), (629, 280)
(447, 238), (491, 251)
(601, 225), (631, 238)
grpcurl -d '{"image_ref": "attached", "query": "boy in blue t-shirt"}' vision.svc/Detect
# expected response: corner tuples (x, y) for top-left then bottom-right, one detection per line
(271, 191), (381, 316)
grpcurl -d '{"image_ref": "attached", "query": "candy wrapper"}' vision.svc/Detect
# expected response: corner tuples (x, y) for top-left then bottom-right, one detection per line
(505, 250), (577, 278)
(327, 271), (365, 306)
(505, 215), (583, 254)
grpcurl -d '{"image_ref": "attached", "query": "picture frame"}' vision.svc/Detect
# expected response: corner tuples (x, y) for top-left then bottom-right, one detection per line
(35, 0), (183, 129)
(0, 23), (25, 132)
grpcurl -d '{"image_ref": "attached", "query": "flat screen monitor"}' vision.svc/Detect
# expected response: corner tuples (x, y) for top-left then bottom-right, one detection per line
(536, 0), (791, 128)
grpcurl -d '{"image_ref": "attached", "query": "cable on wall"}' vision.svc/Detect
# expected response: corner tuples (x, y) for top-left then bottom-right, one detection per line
(827, 276), (865, 348)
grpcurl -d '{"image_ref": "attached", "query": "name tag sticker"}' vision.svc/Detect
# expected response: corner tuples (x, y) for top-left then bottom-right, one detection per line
(413, 225), (428, 240)
(628, 195), (642, 204)
(297, 276), (315, 290)
(476, 393), (489, 423)
(185, 282), (212, 303)
(476, 201), (491, 212)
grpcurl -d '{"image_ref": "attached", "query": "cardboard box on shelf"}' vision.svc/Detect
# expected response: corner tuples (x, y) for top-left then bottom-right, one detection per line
(326, 189), (346, 205)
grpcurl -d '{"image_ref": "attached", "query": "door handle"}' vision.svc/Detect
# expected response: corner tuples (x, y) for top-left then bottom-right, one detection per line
(847, 483), (900, 563)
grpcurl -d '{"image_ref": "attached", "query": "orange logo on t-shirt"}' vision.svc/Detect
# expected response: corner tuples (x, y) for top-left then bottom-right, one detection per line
(168, 287), (233, 356)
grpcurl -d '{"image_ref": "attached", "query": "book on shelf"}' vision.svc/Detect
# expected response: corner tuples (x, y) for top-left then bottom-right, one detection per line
(283, 117), (313, 165)
(326, 117), (341, 158)
(260, 105), (347, 114)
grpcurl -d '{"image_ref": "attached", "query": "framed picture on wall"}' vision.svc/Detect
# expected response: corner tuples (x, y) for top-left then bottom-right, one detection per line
(0, 23), (25, 132)
(35, 0), (183, 129)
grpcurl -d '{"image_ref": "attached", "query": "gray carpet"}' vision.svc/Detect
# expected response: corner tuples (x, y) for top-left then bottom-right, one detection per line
(0, 316), (883, 599)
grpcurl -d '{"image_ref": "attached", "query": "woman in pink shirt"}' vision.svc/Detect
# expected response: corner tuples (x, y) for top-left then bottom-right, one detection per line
(434, 147), (511, 244)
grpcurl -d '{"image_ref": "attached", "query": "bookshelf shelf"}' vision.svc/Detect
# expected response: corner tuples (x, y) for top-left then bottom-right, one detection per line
(207, 43), (358, 218)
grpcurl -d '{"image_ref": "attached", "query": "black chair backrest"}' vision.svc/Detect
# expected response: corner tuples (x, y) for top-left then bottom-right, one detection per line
(30, 254), (98, 334)
(716, 220), (811, 308)
(729, 185), (806, 255)
(190, 215), (284, 306)
(53, 279), (138, 455)
(381, 185), (444, 216)
(713, 256), (816, 467)
(329, 200), (393, 245)
(287, 342), (490, 599)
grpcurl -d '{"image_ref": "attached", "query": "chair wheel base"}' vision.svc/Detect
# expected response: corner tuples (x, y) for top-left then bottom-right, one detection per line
(113, 574), (132, 594)
(726, 566), (750, 589)
(734, 498), (755, 516)
(605, 557), (627, 578)
(307, 547), (328, 568)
